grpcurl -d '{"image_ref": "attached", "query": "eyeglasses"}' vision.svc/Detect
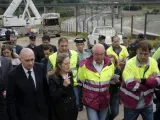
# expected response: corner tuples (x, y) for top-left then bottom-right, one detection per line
(23, 58), (35, 62)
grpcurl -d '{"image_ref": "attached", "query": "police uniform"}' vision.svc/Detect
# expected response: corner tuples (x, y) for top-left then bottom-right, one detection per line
(74, 38), (92, 62)
(74, 38), (92, 111)
(26, 33), (37, 56)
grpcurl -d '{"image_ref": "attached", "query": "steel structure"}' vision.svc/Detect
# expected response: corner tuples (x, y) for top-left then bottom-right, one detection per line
(0, 1), (160, 7)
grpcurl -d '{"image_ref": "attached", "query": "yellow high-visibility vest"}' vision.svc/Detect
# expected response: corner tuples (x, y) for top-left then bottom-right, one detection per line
(106, 45), (129, 60)
(123, 56), (159, 82)
(49, 50), (78, 86)
(78, 59), (115, 87)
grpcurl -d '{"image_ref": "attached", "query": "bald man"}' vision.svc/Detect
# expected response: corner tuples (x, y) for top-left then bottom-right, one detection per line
(6, 48), (50, 120)
(78, 44), (116, 120)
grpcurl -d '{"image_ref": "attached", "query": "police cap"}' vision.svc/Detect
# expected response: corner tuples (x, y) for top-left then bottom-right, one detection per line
(138, 33), (144, 39)
(74, 38), (86, 43)
(98, 35), (106, 41)
(29, 32), (36, 40)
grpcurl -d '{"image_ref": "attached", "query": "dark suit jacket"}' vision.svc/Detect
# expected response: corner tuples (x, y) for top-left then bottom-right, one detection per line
(40, 57), (48, 75)
(26, 44), (37, 59)
(0, 56), (12, 117)
(15, 45), (23, 55)
(0, 56), (13, 90)
(35, 44), (57, 62)
(6, 63), (50, 120)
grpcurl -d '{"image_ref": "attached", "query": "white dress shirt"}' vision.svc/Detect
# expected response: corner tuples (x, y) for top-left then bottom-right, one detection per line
(93, 60), (104, 73)
(22, 65), (36, 88)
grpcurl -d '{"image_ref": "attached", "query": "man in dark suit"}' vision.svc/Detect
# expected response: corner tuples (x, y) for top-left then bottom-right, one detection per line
(35, 35), (57, 62)
(0, 56), (12, 120)
(6, 48), (50, 120)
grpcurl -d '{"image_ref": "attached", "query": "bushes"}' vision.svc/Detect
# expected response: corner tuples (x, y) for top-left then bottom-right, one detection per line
(123, 6), (142, 11)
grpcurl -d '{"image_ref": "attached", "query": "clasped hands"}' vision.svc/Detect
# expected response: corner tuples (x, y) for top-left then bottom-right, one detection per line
(134, 72), (157, 83)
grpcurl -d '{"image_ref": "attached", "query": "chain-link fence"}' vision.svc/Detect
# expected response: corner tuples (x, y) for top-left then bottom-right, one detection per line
(50, 4), (157, 39)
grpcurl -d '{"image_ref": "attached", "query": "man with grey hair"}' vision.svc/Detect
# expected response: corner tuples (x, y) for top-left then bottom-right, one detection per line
(78, 44), (116, 120)
(6, 48), (50, 120)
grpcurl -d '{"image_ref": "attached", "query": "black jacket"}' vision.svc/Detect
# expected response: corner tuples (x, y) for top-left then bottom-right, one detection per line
(109, 68), (122, 95)
(0, 57), (12, 120)
(14, 45), (23, 55)
(26, 44), (37, 54)
(48, 72), (78, 120)
(35, 44), (57, 62)
(41, 57), (48, 75)
(6, 63), (50, 120)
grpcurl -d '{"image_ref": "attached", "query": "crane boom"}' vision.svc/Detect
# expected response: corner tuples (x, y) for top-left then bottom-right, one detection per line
(4, 0), (22, 17)
(28, 0), (41, 19)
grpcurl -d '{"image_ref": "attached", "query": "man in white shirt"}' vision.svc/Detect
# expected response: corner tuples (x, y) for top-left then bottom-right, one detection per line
(6, 48), (50, 120)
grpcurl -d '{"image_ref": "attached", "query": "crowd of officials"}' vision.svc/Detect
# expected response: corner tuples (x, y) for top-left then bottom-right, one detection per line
(0, 31), (160, 120)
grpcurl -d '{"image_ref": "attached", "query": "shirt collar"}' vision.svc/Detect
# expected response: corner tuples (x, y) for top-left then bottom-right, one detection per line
(22, 64), (33, 74)
(136, 56), (149, 67)
(93, 60), (104, 66)
(57, 50), (71, 58)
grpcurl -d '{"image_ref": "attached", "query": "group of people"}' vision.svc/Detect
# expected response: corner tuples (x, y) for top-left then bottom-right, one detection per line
(0, 32), (160, 120)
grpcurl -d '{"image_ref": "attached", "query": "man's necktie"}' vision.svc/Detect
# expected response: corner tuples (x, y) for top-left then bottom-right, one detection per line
(27, 70), (35, 89)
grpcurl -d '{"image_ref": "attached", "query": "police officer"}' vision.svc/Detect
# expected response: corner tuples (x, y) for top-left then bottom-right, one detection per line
(98, 35), (109, 50)
(74, 38), (91, 62)
(26, 32), (37, 55)
(74, 38), (91, 111)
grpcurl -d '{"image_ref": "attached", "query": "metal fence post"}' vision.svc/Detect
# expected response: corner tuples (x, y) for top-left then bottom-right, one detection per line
(87, 21), (88, 33)
(144, 13), (147, 38)
(131, 15), (134, 38)
(75, 5), (78, 36)
(83, 21), (85, 32)
(91, 6), (93, 31)
(111, 5), (114, 28)
(121, 16), (123, 34)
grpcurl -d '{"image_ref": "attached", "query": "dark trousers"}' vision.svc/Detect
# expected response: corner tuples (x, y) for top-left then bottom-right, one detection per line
(154, 100), (160, 120)
(0, 113), (8, 120)
(78, 86), (83, 109)
(124, 104), (153, 120)
(0, 92), (8, 120)
(107, 93), (120, 120)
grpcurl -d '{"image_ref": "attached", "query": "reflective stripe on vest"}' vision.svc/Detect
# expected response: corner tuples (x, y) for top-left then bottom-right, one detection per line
(121, 87), (154, 100)
(120, 87), (139, 100)
(85, 80), (110, 86)
(83, 84), (109, 92)
(143, 89), (154, 96)
(125, 78), (134, 85)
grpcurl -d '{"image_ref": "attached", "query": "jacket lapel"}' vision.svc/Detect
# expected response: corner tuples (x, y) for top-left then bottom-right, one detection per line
(1, 57), (6, 75)
(33, 66), (40, 90)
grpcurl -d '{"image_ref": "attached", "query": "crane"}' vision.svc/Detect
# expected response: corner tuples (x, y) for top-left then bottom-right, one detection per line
(0, 0), (41, 27)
